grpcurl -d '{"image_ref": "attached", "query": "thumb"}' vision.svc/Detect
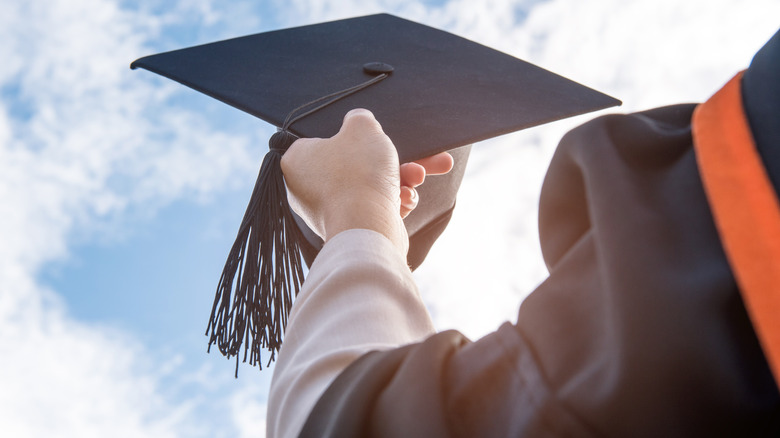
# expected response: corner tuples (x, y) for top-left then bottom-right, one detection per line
(339, 108), (385, 138)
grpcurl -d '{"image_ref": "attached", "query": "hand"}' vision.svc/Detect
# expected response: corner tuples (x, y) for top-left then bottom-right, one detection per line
(282, 109), (405, 253)
(281, 109), (452, 255)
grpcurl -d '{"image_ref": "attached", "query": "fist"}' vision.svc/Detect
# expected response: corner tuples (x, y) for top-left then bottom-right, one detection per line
(281, 109), (407, 253)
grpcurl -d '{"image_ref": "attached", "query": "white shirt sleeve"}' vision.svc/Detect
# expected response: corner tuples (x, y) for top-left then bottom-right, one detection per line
(266, 229), (436, 438)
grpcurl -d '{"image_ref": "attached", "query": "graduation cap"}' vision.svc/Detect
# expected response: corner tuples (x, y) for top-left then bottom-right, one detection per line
(131, 13), (620, 375)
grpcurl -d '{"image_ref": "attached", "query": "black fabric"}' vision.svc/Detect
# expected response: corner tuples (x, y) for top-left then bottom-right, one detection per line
(742, 28), (780, 194)
(299, 103), (780, 437)
(298, 332), (470, 437)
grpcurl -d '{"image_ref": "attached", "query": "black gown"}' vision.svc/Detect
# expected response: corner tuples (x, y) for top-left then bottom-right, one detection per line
(299, 29), (780, 437)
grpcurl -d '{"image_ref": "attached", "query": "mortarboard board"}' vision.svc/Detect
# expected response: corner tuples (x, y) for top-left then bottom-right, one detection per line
(130, 13), (620, 375)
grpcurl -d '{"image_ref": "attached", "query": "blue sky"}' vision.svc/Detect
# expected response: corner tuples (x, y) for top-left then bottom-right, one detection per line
(1, 0), (778, 436)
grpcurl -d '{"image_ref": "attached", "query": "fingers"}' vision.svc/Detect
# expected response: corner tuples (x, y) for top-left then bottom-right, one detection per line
(398, 152), (454, 218)
(399, 162), (426, 188)
(400, 186), (418, 219)
(399, 151), (454, 187)
(414, 152), (453, 175)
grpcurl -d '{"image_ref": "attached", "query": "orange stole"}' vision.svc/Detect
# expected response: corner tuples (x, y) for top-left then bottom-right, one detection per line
(693, 71), (780, 389)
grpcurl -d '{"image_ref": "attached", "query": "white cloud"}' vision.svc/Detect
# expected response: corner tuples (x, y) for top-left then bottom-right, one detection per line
(0, 0), (260, 436)
(230, 383), (269, 438)
(0, 0), (259, 274)
(0, 278), (187, 438)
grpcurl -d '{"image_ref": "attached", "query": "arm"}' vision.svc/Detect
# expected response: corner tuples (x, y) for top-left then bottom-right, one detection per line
(266, 229), (435, 438)
(296, 106), (780, 437)
(267, 109), (452, 438)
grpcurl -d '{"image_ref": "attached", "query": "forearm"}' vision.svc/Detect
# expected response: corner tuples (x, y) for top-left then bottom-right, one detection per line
(267, 229), (435, 438)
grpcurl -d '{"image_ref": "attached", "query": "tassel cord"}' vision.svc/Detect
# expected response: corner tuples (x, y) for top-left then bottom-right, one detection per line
(206, 150), (304, 372)
(282, 73), (388, 131)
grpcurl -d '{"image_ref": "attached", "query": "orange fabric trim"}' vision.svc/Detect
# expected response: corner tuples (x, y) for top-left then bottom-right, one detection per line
(693, 71), (780, 389)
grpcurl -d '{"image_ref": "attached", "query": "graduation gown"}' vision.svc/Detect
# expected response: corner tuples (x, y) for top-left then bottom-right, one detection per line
(293, 30), (780, 437)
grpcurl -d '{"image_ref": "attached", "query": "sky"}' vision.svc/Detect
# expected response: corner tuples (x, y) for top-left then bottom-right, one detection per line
(0, 0), (777, 436)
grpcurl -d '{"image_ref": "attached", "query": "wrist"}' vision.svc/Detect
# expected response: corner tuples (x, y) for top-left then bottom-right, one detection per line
(323, 196), (408, 256)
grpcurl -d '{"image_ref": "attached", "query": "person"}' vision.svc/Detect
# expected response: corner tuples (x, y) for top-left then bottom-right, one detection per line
(268, 29), (780, 437)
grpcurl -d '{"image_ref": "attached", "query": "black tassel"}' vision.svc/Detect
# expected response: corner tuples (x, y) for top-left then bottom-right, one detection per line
(206, 130), (304, 377)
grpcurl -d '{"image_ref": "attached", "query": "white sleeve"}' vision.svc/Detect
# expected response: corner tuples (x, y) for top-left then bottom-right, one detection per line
(266, 229), (435, 438)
